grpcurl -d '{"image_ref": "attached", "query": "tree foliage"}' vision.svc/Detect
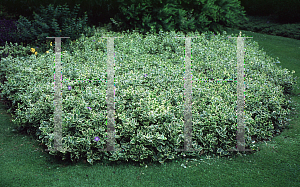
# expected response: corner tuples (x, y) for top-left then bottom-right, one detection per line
(106, 0), (249, 36)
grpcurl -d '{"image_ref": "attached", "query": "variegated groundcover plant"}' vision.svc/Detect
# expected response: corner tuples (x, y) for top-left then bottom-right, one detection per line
(0, 29), (297, 166)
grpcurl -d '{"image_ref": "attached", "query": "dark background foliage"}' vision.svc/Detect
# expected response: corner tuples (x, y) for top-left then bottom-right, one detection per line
(239, 0), (300, 24)
(0, 0), (299, 56)
(0, 3), (92, 61)
(1, 0), (300, 31)
(0, 0), (114, 28)
(0, 0), (247, 46)
(0, 18), (19, 46)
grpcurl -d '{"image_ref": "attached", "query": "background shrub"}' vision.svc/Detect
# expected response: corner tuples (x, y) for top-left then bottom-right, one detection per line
(13, 3), (92, 55)
(106, 0), (249, 36)
(0, 0), (107, 29)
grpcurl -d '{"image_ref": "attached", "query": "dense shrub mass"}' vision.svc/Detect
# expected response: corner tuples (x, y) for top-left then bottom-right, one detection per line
(0, 29), (297, 166)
